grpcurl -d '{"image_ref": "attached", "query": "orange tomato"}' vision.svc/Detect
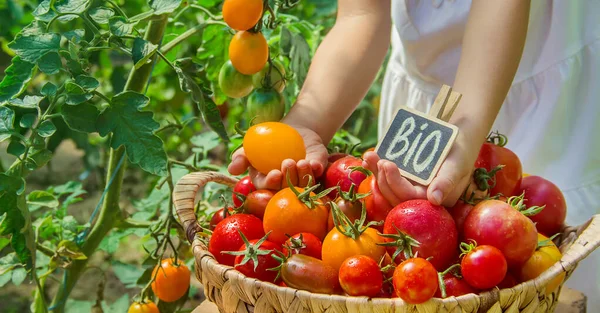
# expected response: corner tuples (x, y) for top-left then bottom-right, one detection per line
(518, 234), (564, 295)
(127, 301), (159, 313)
(321, 227), (386, 272)
(229, 31), (269, 75)
(263, 187), (329, 244)
(222, 0), (263, 31)
(243, 122), (306, 175)
(151, 258), (191, 302)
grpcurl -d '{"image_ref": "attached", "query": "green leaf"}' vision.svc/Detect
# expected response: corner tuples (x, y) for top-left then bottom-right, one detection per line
(280, 27), (292, 54)
(55, 0), (90, 14)
(27, 190), (59, 208)
(0, 106), (15, 142)
(8, 95), (44, 109)
(132, 37), (158, 69)
(41, 82), (58, 97)
(0, 174), (32, 268)
(0, 238), (10, 251)
(11, 267), (27, 286)
(38, 120), (57, 137)
(0, 272), (11, 288)
(8, 33), (61, 63)
(103, 295), (130, 313)
(75, 75), (100, 90)
(96, 91), (168, 176)
(173, 58), (228, 141)
(111, 261), (143, 288)
(62, 102), (99, 133)
(191, 131), (220, 154)
(63, 29), (85, 43)
(38, 51), (62, 75)
(33, 0), (56, 22)
(150, 0), (182, 15)
(20, 114), (37, 128)
(109, 16), (134, 36)
(21, 20), (48, 36)
(25, 149), (53, 173)
(290, 34), (311, 87)
(64, 75), (99, 105)
(89, 7), (114, 24)
(0, 57), (36, 103)
(7, 140), (26, 157)
(135, 267), (154, 285)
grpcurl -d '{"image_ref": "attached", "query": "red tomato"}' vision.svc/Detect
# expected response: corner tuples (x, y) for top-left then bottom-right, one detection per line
(323, 156), (368, 199)
(448, 200), (474, 239)
(383, 200), (458, 271)
(497, 272), (518, 289)
(244, 189), (274, 219)
(339, 255), (383, 297)
(283, 232), (322, 259)
(209, 214), (265, 266)
(233, 236), (282, 283)
(463, 199), (537, 268)
(474, 142), (522, 197)
(393, 258), (438, 304)
(461, 244), (507, 289)
(209, 207), (233, 230)
(280, 254), (341, 294)
(232, 176), (256, 208)
(515, 175), (566, 236)
(358, 175), (393, 230)
(435, 274), (478, 298)
(327, 153), (349, 164)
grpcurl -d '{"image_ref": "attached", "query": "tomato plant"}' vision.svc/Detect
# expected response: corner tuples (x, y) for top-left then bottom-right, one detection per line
(339, 255), (383, 297)
(393, 258), (438, 304)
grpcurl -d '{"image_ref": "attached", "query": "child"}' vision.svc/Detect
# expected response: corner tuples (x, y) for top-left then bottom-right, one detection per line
(229, 1), (599, 308)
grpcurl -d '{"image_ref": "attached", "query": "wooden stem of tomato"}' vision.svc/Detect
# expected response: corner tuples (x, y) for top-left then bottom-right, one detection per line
(49, 16), (170, 313)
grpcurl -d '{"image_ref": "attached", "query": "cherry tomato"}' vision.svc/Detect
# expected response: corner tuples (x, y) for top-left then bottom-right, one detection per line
(233, 236), (282, 283)
(435, 274), (478, 298)
(463, 199), (537, 268)
(327, 197), (362, 232)
(518, 234), (564, 295)
(252, 59), (286, 92)
(222, 0), (263, 31)
(393, 258), (438, 304)
(323, 156), (368, 199)
(515, 175), (567, 236)
(246, 88), (284, 123)
(263, 186), (328, 244)
(322, 226), (386, 272)
(358, 175), (393, 230)
(209, 207), (233, 230)
(243, 122), (306, 175)
(280, 254), (341, 294)
(209, 214), (265, 266)
(461, 245), (507, 290)
(127, 301), (159, 313)
(244, 189), (274, 219)
(232, 176), (256, 208)
(383, 199), (458, 271)
(339, 255), (383, 297)
(474, 142), (522, 197)
(283, 232), (322, 259)
(151, 258), (191, 302)
(229, 31), (269, 75)
(497, 272), (518, 289)
(218, 60), (253, 98)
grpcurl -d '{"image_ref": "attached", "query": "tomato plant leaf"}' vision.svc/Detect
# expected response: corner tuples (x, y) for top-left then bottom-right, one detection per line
(7, 140), (26, 157)
(109, 16), (134, 36)
(11, 266), (27, 286)
(150, 0), (182, 15)
(62, 102), (99, 133)
(41, 82), (58, 97)
(33, 0), (56, 22)
(280, 27), (292, 54)
(38, 120), (57, 137)
(21, 20), (48, 36)
(8, 33), (61, 63)
(63, 29), (85, 44)
(89, 7), (115, 24)
(64, 75), (99, 105)
(157, 286), (189, 313)
(54, 0), (90, 14)
(103, 295), (130, 313)
(132, 37), (158, 69)
(0, 57), (36, 103)
(0, 107), (15, 142)
(96, 91), (168, 176)
(38, 51), (63, 75)
(20, 114), (37, 129)
(289, 34), (310, 86)
(0, 174), (32, 268)
(112, 261), (144, 288)
(27, 190), (59, 208)
(7, 95), (44, 109)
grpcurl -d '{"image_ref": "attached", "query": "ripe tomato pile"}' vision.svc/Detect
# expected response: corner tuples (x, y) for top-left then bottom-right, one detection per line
(207, 127), (567, 303)
(219, 0), (287, 123)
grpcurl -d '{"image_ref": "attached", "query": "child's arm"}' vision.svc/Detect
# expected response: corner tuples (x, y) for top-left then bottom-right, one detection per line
(229, 0), (391, 189)
(364, 0), (531, 206)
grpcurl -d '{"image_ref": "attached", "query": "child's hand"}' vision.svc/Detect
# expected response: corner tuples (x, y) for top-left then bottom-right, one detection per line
(227, 125), (329, 190)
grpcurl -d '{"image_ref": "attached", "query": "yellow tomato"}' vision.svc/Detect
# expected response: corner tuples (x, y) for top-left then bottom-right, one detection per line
(519, 234), (564, 295)
(321, 227), (386, 272)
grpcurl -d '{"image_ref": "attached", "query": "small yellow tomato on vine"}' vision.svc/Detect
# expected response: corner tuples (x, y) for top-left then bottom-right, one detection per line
(151, 258), (191, 302)
(127, 300), (159, 313)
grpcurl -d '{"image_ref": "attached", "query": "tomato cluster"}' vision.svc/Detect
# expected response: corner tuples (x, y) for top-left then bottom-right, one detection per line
(219, 0), (287, 123)
(205, 132), (567, 304)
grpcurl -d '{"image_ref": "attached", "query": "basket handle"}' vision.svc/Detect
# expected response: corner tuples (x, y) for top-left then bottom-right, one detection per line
(560, 214), (600, 270)
(173, 171), (239, 243)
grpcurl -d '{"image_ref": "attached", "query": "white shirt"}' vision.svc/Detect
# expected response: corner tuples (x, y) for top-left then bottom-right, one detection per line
(380, 0), (599, 307)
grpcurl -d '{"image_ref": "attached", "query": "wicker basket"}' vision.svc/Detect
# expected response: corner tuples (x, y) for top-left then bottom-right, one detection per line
(173, 172), (600, 313)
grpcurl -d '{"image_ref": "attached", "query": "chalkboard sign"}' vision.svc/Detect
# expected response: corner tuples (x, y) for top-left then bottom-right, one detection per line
(376, 106), (458, 185)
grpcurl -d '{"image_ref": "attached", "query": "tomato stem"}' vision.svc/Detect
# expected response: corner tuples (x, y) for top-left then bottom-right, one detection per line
(507, 192), (546, 216)
(472, 165), (505, 192)
(378, 226), (420, 261)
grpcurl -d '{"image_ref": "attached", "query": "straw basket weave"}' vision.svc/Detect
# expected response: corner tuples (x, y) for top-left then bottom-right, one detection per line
(173, 171), (600, 313)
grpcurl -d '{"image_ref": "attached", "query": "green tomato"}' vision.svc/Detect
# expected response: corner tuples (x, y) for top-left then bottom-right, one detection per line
(252, 60), (286, 93)
(247, 88), (285, 123)
(219, 60), (253, 98)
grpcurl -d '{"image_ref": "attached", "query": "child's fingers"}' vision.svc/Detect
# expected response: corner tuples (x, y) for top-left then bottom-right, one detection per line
(376, 161), (402, 205)
(362, 151), (380, 176)
(250, 168), (281, 191)
(381, 161), (421, 204)
(427, 160), (470, 206)
(296, 160), (313, 187)
(228, 149), (250, 176)
(280, 159), (299, 189)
